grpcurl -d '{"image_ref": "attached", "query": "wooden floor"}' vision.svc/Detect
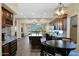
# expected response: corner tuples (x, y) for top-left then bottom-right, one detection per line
(16, 36), (40, 56)
(16, 36), (61, 56)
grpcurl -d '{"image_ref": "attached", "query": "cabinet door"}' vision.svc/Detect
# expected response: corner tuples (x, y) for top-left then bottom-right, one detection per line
(2, 9), (6, 27)
(70, 15), (77, 43)
(10, 40), (17, 56)
(2, 43), (10, 56)
(29, 37), (41, 49)
(2, 7), (13, 27)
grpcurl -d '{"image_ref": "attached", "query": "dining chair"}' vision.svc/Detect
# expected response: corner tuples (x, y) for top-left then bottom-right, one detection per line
(52, 36), (57, 40)
(45, 33), (52, 41)
(40, 42), (55, 56)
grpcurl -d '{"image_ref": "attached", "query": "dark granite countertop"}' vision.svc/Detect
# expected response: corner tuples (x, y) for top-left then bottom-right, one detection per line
(2, 37), (16, 45)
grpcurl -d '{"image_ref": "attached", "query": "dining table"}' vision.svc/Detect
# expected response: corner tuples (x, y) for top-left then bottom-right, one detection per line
(41, 39), (76, 56)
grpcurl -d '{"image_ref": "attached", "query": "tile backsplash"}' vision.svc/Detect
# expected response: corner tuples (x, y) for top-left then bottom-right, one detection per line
(2, 27), (11, 35)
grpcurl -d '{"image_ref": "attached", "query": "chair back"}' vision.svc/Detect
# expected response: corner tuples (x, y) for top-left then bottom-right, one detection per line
(45, 33), (52, 40)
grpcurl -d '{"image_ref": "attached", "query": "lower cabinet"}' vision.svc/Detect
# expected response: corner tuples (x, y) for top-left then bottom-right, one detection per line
(2, 43), (10, 56)
(29, 36), (42, 49)
(2, 40), (17, 56)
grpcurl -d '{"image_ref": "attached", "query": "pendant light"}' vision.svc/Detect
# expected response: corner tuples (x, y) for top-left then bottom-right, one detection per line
(55, 3), (65, 17)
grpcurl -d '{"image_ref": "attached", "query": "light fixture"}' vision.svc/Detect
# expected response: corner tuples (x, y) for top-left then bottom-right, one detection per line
(55, 3), (65, 17)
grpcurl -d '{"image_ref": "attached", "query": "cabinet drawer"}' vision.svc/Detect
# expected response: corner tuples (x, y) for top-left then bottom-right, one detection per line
(2, 43), (10, 56)
(2, 44), (9, 52)
(2, 39), (17, 56)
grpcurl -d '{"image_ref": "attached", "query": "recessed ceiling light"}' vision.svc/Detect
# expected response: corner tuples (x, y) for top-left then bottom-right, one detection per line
(32, 12), (35, 15)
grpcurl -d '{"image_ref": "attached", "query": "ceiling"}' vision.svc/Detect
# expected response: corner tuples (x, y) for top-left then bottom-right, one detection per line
(16, 3), (70, 18)
(16, 3), (70, 24)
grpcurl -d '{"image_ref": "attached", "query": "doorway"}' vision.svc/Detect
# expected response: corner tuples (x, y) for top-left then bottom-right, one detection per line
(70, 15), (77, 43)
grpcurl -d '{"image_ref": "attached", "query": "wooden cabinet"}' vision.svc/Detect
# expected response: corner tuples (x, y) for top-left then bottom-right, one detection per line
(49, 14), (67, 31)
(2, 40), (17, 56)
(29, 36), (42, 49)
(10, 40), (17, 56)
(2, 6), (16, 56)
(2, 43), (10, 56)
(2, 7), (13, 27)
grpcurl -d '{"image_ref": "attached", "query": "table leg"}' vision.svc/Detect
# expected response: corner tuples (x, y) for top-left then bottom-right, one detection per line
(66, 50), (71, 56)
(61, 50), (71, 56)
(61, 51), (66, 56)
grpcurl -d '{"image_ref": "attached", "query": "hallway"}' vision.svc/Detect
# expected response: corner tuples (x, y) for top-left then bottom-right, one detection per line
(16, 36), (40, 56)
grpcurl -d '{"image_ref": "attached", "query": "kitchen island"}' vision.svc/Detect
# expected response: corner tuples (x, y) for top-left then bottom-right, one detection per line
(29, 33), (43, 49)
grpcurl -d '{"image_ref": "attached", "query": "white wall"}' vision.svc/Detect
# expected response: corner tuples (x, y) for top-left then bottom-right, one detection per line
(46, 23), (50, 33)
(23, 24), (28, 36)
(16, 20), (21, 39)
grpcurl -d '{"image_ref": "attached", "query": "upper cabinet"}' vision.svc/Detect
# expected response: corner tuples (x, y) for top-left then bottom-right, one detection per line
(2, 7), (13, 27)
(49, 14), (67, 31)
